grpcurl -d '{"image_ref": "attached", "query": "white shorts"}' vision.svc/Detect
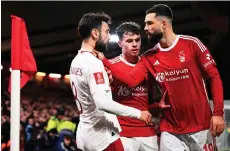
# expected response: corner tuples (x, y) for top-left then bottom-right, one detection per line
(160, 129), (217, 151)
(120, 136), (158, 151)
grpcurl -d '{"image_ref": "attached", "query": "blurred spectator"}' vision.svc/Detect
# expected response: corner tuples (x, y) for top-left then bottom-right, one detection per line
(53, 134), (77, 151)
(25, 118), (34, 141)
(24, 118), (35, 151)
(54, 119), (77, 151)
(35, 129), (58, 151)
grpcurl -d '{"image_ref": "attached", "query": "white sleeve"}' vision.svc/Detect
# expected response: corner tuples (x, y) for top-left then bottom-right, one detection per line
(87, 61), (141, 119)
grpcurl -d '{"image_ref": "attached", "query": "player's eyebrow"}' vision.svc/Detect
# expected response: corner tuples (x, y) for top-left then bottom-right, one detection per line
(145, 21), (153, 24)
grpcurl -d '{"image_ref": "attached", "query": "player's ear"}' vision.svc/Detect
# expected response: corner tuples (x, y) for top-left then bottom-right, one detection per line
(91, 29), (99, 40)
(162, 20), (167, 29)
(118, 40), (122, 48)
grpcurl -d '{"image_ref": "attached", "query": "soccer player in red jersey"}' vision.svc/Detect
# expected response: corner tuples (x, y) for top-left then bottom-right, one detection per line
(109, 21), (169, 151)
(98, 4), (225, 151)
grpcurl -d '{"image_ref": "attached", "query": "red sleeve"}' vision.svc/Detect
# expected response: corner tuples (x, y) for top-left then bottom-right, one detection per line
(149, 103), (159, 109)
(206, 67), (224, 116)
(193, 38), (224, 116)
(102, 58), (148, 88)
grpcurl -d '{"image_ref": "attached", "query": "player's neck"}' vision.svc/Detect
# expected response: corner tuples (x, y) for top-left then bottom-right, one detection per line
(81, 40), (95, 53)
(159, 31), (177, 49)
(122, 54), (139, 64)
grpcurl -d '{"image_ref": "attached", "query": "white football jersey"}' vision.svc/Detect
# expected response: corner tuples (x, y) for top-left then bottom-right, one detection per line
(69, 50), (141, 151)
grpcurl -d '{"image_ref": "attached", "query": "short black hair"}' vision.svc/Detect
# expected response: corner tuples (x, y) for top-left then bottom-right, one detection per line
(146, 4), (173, 22)
(77, 12), (111, 39)
(116, 21), (141, 40)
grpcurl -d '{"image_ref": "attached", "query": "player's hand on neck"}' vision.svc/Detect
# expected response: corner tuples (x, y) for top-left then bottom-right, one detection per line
(94, 50), (105, 60)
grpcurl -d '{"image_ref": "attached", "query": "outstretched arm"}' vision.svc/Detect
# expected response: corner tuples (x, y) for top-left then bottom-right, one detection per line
(102, 57), (148, 88)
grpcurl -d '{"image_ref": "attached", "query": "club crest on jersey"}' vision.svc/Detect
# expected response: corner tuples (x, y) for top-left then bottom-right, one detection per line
(93, 72), (105, 84)
(179, 51), (185, 62)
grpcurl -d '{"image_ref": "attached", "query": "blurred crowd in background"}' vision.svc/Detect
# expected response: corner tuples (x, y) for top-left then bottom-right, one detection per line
(1, 86), (81, 151)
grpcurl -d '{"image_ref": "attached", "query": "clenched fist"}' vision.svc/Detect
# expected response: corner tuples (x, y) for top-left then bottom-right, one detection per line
(139, 111), (153, 125)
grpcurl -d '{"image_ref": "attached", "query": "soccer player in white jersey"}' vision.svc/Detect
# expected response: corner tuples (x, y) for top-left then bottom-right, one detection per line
(98, 4), (225, 151)
(69, 12), (152, 151)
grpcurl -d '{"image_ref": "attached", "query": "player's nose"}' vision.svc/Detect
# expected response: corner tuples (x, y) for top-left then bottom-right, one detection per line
(132, 41), (137, 47)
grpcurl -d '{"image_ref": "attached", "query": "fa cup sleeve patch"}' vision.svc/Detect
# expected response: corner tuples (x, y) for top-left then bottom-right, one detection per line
(93, 72), (105, 84)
